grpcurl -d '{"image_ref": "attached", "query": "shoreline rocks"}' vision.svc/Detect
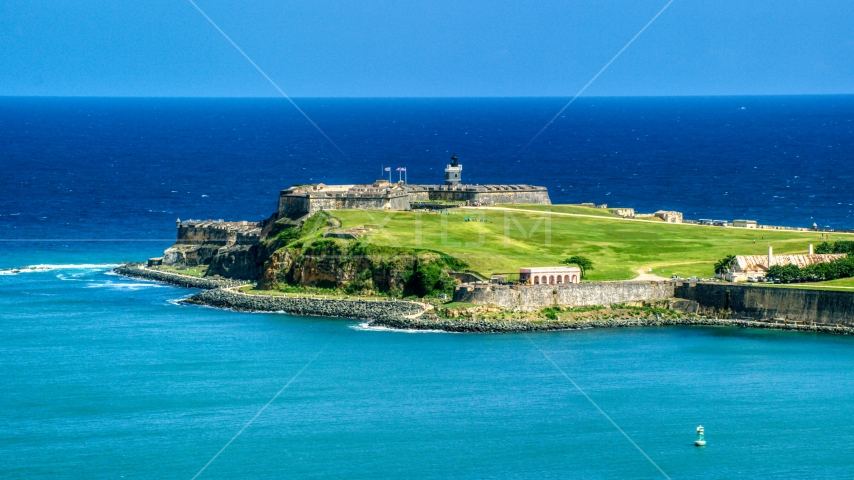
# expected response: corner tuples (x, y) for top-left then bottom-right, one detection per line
(369, 314), (854, 335)
(113, 263), (248, 290)
(115, 262), (854, 336)
(184, 287), (426, 320)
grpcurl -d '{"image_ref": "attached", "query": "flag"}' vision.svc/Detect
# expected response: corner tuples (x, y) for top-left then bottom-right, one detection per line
(395, 167), (402, 171)
(399, 167), (406, 171)
(384, 167), (390, 171)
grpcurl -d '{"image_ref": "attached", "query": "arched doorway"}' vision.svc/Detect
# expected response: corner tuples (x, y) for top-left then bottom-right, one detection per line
(534, 276), (539, 284)
(549, 275), (555, 284)
(564, 275), (570, 284)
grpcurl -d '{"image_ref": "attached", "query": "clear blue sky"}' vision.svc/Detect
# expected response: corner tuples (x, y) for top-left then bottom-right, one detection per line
(1, 0), (852, 97)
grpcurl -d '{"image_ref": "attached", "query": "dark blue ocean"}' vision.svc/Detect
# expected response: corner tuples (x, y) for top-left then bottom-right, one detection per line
(3, 97), (854, 478)
(2, 96), (853, 247)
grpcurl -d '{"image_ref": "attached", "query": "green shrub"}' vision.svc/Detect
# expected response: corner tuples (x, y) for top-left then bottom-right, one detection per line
(276, 226), (301, 245)
(815, 241), (854, 255)
(769, 255), (854, 283)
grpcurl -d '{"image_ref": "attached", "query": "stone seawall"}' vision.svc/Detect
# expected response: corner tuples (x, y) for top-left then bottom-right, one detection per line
(453, 282), (675, 311)
(675, 283), (854, 325)
(114, 264), (248, 290)
(371, 314), (854, 334)
(185, 288), (426, 320)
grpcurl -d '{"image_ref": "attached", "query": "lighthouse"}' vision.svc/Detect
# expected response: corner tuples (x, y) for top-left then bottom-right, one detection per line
(444, 155), (462, 186)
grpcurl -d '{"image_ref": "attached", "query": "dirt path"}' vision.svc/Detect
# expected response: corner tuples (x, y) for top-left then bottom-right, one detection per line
(632, 268), (669, 281)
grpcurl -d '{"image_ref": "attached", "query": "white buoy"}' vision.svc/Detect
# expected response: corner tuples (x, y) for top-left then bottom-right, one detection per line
(695, 426), (706, 446)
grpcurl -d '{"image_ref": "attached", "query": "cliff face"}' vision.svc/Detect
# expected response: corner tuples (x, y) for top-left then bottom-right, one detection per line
(163, 219), (265, 269)
(157, 211), (461, 297)
(264, 238), (443, 295)
(206, 241), (280, 281)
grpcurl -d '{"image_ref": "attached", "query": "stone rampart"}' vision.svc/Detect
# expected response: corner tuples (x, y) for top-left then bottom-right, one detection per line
(423, 187), (551, 205)
(675, 283), (854, 325)
(278, 191), (411, 218)
(165, 221), (262, 266)
(471, 189), (551, 205)
(278, 194), (311, 220)
(176, 221), (261, 246)
(453, 281), (675, 311)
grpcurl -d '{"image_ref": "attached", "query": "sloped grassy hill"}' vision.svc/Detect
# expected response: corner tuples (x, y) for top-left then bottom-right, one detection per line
(331, 205), (832, 281)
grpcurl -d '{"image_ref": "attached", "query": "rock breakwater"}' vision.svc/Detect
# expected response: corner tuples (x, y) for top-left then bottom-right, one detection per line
(371, 314), (854, 334)
(184, 288), (426, 320)
(114, 263), (248, 290)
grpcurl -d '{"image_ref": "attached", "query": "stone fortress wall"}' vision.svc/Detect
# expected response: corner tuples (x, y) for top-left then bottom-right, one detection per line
(276, 157), (551, 219)
(278, 183), (551, 219)
(453, 279), (854, 326)
(411, 184), (551, 205)
(176, 220), (261, 246)
(453, 281), (675, 311)
(675, 282), (854, 325)
(279, 189), (411, 219)
(162, 220), (262, 266)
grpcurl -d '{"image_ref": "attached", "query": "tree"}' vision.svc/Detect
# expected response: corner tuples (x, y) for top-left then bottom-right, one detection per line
(562, 256), (594, 279)
(714, 255), (736, 277)
(768, 264), (801, 283)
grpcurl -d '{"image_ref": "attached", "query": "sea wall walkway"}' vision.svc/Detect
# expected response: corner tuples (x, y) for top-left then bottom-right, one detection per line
(113, 263), (248, 289)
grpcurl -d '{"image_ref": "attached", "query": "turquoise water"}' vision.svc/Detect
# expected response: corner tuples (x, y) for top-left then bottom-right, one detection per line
(4, 266), (854, 478)
(4, 96), (854, 478)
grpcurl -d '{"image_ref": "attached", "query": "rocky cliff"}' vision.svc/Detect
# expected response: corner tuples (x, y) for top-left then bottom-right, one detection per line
(156, 211), (462, 298)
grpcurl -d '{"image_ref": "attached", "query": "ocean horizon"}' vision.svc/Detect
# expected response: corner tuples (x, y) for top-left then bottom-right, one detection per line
(3, 96), (854, 478)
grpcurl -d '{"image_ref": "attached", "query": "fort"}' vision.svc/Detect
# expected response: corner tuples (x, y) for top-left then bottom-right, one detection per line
(158, 219), (262, 267)
(118, 153), (854, 334)
(277, 155), (550, 219)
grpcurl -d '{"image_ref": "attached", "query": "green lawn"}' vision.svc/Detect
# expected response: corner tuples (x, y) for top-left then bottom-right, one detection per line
(757, 277), (854, 291)
(330, 207), (837, 281)
(502, 204), (621, 218)
(152, 264), (208, 277)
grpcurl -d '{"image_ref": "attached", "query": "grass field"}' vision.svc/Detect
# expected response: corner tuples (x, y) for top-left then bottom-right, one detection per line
(152, 264), (207, 277)
(502, 204), (622, 218)
(331, 205), (840, 281)
(758, 277), (854, 291)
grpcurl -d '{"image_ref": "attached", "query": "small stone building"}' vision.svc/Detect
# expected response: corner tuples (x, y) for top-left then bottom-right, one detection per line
(732, 219), (757, 228)
(520, 266), (581, 285)
(654, 210), (683, 223)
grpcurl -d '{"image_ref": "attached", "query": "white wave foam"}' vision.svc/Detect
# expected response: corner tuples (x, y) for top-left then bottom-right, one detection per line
(85, 281), (166, 290)
(166, 294), (196, 306)
(0, 263), (119, 276)
(349, 322), (450, 334)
